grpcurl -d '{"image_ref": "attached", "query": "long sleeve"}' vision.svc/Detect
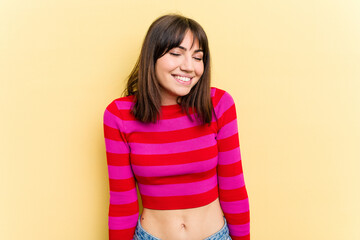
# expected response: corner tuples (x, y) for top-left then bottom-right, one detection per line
(103, 100), (139, 240)
(216, 91), (250, 240)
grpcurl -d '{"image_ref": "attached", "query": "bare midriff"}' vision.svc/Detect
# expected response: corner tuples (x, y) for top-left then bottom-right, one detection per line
(140, 198), (225, 240)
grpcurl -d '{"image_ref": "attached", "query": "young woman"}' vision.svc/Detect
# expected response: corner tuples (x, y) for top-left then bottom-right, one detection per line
(103, 14), (250, 240)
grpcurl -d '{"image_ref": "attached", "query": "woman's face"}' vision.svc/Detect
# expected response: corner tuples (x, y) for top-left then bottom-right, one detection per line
(155, 30), (204, 106)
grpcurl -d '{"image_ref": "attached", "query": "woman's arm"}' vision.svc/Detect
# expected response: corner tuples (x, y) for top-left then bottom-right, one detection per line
(103, 100), (139, 240)
(215, 89), (250, 240)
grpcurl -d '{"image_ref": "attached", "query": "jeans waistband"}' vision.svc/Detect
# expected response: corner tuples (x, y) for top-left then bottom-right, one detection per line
(134, 216), (230, 240)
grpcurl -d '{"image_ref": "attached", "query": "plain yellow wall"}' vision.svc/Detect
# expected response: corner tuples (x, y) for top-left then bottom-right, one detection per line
(1, 0), (359, 239)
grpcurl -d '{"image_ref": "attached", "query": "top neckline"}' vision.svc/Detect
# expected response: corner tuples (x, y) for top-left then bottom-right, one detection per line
(160, 103), (181, 109)
(160, 103), (182, 115)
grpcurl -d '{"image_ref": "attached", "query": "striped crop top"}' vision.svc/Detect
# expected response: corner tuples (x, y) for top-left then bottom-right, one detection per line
(103, 87), (250, 240)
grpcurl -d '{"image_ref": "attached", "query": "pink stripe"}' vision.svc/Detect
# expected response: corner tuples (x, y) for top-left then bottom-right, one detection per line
(138, 175), (217, 197)
(228, 222), (250, 237)
(115, 100), (134, 110)
(220, 199), (249, 214)
(211, 87), (216, 97)
(103, 109), (120, 129)
(129, 134), (216, 154)
(123, 116), (216, 133)
(108, 213), (139, 230)
(108, 165), (134, 179)
(110, 189), (138, 204)
(132, 157), (217, 177)
(216, 119), (238, 140)
(218, 148), (241, 165)
(218, 174), (245, 190)
(105, 138), (129, 154)
(214, 91), (234, 119)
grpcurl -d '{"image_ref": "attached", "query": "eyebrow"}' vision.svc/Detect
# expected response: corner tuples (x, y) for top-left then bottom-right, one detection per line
(177, 46), (203, 53)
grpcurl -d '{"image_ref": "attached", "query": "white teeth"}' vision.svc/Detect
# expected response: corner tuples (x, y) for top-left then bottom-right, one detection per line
(174, 75), (191, 82)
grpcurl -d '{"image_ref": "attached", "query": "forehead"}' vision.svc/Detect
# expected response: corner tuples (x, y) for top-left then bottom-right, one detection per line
(178, 31), (201, 50)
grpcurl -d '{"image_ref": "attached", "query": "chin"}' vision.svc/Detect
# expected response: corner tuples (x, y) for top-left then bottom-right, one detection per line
(176, 88), (192, 97)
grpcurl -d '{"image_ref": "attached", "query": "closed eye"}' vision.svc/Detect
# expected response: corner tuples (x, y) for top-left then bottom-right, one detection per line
(169, 52), (180, 56)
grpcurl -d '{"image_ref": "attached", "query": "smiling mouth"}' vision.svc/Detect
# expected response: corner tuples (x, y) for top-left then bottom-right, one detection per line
(173, 75), (191, 82)
(172, 75), (193, 85)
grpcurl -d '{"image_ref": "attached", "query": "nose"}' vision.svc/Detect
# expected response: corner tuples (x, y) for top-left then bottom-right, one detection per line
(180, 54), (194, 72)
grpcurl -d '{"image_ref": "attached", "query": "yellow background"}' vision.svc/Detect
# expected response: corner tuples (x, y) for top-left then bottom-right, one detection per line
(1, 0), (359, 239)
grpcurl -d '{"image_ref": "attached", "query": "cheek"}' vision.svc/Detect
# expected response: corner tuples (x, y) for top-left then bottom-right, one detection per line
(195, 63), (205, 77)
(155, 61), (169, 79)
(156, 56), (178, 72)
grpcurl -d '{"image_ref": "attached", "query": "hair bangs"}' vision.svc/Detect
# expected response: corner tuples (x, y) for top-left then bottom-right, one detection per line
(188, 22), (209, 58)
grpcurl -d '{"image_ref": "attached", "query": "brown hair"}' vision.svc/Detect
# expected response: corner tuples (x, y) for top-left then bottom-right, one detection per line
(123, 14), (213, 125)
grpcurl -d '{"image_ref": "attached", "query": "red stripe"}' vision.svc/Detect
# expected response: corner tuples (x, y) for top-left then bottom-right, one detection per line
(217, 161), (243, 177)
(219, 186), (248, 201)
(219, 104), (236, 125)
(106, 152), (129, 166)
(131, 145), (217, 166)
(225, 211), (250, 225)
(107, 101), (122, 118)
(113, 95), (134, 103)
(104, 125), (124, 141)
(232, 234), (250, 240)
(136, 168), (217, 185)
(109, 201), (139, 216)
(212, 88), (225, 109)
(109, 178), (136, 191)
(141, 186), (218, 209)
(217, 133), (239, 151)
(109, 227), (136, 240)
(119, 106), (197, 121)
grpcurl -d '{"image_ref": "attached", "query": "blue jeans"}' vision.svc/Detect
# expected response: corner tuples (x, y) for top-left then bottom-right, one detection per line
(133, 216), (231, 240)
